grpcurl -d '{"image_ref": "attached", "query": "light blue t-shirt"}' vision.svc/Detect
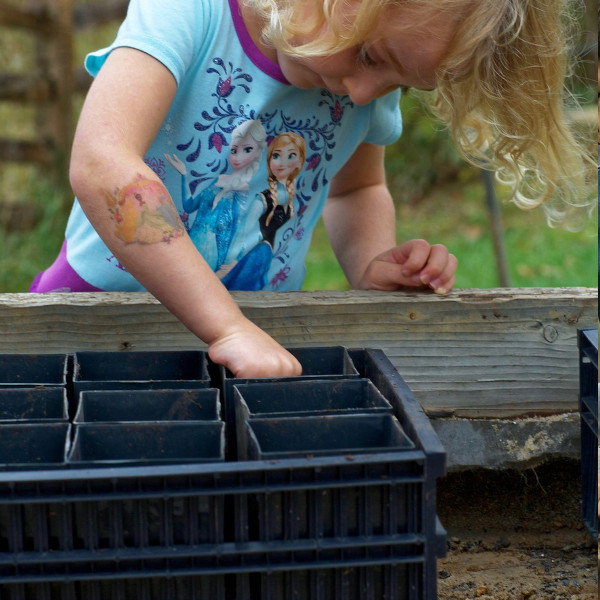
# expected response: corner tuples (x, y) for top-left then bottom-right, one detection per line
(64, 0), (403, 291)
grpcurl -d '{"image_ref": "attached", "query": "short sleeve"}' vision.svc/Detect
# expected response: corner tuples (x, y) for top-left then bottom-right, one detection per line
(84, 0), (208, 85)
(364, 89), (403, 146)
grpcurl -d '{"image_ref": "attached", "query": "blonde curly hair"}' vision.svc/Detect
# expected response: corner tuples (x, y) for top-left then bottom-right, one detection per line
(248, 0), (595, 229)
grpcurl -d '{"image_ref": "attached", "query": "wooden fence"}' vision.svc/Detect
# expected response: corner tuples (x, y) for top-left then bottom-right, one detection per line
(0, 0), (127, 182)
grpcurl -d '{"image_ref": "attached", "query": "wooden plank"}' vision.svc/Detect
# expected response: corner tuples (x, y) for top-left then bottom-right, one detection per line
(0, 1), (53, 33)
(73, 0), (128, 29)
(0, 73), (52, 102)
(0, 288), (595, 418)
(0, 138), (53, 163)
(35, 0), (73, 164)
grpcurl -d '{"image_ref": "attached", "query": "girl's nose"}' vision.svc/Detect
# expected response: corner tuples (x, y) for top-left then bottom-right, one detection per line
(341, 75), (382, 106)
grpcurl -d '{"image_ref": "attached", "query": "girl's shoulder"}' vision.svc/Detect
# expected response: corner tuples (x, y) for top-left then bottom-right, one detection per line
(86, 0), (228, 85)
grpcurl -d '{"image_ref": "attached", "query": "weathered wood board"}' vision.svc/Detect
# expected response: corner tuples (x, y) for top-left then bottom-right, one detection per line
(0, 287), (595, 419)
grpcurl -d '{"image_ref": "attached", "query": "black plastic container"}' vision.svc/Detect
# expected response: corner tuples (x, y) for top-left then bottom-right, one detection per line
(0, 353), (68, 387)
(74, 388), (221, 423)
(234, 377), (392, 419)
(244, 413), (414, 460)
(234, 378), (392, 459)
(0, 387), (68, 423)
(73, 350), (210, 393)
(0, 348), (445, 600)
(0, 422), (70, 468)
(577, 327), (598, 538)
(68, 421), (225, 466)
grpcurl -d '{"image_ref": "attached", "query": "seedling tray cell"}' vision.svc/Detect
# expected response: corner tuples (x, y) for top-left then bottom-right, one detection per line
(74, 388), (221, 423)
(73, 350), (210, 393)
(234, 377), (392, 418)
(0, 422), (70, 468)
(0, 387), (68, 423)
(244, 413), (414, 460)
(0, 353), (68, 387)
(68, 421), (225, 466)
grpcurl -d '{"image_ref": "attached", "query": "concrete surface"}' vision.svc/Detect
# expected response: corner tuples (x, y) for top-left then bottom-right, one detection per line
(432, 414), (581, 471)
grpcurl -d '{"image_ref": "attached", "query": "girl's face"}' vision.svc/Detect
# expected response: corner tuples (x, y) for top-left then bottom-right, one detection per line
(229, 134), (262, 171)
(269, 142), (302, 181)
(275, 3), (462, 105)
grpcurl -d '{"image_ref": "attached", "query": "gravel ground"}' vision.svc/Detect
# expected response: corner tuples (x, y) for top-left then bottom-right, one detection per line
(436, 459), (597, 600)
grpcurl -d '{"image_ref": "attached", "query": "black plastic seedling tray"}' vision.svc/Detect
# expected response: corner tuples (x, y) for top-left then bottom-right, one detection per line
(74, 388), (221, 423)
(577, 328), (597, 538)
(0, 347), (445, 600)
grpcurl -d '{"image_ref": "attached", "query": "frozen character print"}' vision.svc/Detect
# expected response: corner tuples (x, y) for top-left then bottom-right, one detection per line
(164, 119), (267, 271)
(212, 119), (268, 267)
(221, 131), (306, 290)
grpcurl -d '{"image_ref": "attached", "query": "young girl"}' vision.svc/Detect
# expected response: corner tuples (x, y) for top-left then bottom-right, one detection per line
(30, 0), (593, 377)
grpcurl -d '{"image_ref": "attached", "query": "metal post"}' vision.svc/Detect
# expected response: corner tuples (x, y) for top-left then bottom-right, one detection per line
(481, 168), (511, 287)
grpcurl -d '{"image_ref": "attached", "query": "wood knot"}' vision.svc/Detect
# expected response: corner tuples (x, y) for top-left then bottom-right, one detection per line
(542, 325), (558, 343)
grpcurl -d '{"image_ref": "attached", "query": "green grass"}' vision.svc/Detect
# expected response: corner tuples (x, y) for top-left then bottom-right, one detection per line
(0, 178), (68, 293)
(302, 177), (598, 291)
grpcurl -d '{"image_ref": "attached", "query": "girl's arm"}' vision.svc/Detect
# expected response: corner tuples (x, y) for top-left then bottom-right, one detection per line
(70, 47), (300, 377)
(324, 143), (457, 294)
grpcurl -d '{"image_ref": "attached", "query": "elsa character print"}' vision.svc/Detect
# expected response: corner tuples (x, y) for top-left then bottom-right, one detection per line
(221, 131), (306, 290)
(164, 119), (267, 270)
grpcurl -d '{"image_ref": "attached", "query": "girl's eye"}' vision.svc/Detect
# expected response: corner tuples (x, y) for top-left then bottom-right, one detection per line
(357, 45), (377, 67)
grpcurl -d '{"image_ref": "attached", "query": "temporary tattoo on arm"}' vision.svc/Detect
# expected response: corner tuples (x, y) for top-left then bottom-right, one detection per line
(106, 176), (185, 244)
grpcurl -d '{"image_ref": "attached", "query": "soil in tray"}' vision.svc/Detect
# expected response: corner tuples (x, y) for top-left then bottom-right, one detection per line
(436, 458), (597, 600)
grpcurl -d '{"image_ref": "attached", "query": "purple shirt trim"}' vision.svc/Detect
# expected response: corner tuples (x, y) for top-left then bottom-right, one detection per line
(29, 240), (103, 293)
(228, 0), (289, 85)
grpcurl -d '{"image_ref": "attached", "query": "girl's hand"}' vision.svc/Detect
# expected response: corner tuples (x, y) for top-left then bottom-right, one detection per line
(358, 239), (457, 295)
(207, 319), (302, 378)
